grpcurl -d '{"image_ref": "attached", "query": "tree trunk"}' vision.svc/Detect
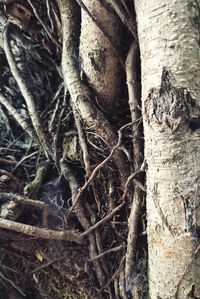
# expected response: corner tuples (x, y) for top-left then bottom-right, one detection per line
(134, 0), (200, 298)
(79, 0), (124, 114)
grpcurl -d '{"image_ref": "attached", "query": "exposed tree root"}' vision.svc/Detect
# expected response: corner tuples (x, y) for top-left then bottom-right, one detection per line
(3, 23), (52, 156)
(58, 0), (131, 186)
(0, 1), (146, 298)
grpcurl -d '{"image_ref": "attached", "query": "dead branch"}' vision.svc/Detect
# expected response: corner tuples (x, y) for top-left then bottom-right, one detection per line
(0, 158), (17, 166)
(73, 105), (109, 281)
(0, 218), (84, 244)
(31, 256), (68, 274)
(98, 256), (125, 294)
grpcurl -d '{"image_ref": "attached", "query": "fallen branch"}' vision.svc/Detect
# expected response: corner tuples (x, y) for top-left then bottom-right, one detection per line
(0, 218), (84, 244)
(0, 158), (17, 166)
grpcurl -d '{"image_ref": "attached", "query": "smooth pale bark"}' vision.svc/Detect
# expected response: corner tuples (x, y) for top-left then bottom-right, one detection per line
(79, 0), (124, 113)
(135, 0), (200, 298)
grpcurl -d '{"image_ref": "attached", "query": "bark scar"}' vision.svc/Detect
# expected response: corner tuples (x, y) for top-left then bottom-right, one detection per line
(144, 68), (200, 132)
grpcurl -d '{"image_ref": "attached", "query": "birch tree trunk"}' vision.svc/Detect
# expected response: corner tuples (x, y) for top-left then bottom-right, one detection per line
(134, 0), (200, 298)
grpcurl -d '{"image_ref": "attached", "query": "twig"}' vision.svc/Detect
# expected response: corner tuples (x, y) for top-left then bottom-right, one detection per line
(31, 256), (67, 274)
(98, 256), (125, 294)
(81, 165), (145, 237)
(12, 150), (39, 172)
(73, 106), (110, 280)
(0, 92), (33, 137)
(89, 244), (124, 262)
(46, 0), (54, 32)
(27, 0), (61, 49)
(69, 121), (140, 214)
(0, 271), (25, 296)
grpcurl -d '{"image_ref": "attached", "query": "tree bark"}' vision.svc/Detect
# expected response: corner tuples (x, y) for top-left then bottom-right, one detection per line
(79, 0), (124, 114)
(135, 0), (200, 298)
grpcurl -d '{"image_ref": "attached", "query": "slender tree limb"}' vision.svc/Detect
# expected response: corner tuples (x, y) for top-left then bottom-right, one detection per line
(0, 218), (84, 244)
(72, 105), (91, 177)
(0, 92), (33, 137)
(89, 245), (124, 262)
(0, 158), (17, 166)
(3, 23), (52, 156)
(125, 41), (144, 281)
